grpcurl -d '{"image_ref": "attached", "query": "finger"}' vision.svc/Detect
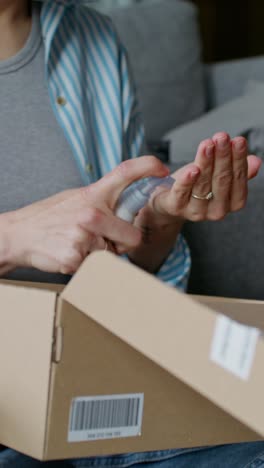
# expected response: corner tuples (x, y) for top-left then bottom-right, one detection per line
(102, 238), (119, 255)
(151, 164), (200, 216)
(208, 132), (233, 220)
(79, 232), (97, 258)
(65, 225), (93, 257)
(89, 236), (118, 255)
(90, 236), (110, 252)
(79, 208), (142, 250)
(247, 155), (262, 180)
(230, 137), (248, 212)
(85, 156), (169, 208)
(188, 139), (215, 218)
(60, 249), (84, 275)
(58, 205), (140, 252)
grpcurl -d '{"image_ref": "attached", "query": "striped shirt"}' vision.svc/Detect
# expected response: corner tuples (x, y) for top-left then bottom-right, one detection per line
(39, 0), (191, 290)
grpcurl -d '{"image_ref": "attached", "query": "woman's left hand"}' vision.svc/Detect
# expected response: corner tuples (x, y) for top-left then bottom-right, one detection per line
(150, 132), (262, 224)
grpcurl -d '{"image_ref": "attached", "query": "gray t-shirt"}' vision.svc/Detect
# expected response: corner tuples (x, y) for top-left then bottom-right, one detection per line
(0, 4), (84, 283)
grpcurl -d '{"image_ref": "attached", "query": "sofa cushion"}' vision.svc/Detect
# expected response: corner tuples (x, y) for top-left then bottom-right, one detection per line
(205, 56), (264, 109)
(109, 0), (206, 140)
(165, 81), (264, 165)
(184, 170), (264, 300)
(167, 80), (264, 299)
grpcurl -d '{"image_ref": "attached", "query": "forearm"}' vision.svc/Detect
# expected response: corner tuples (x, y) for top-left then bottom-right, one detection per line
(128, 207), (184, 273)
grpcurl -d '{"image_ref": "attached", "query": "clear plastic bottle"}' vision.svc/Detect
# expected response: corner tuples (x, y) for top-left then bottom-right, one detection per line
(115, 176), (175, 222)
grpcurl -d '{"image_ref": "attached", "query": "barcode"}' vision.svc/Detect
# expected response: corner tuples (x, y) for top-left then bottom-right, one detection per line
(68, 393), (144, 442)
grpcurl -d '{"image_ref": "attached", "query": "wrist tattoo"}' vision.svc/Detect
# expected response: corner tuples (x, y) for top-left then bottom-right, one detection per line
(141, 225), (153, 245)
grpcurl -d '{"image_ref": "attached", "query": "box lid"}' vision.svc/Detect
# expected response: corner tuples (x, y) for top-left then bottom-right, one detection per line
(61, 252), (264, 437)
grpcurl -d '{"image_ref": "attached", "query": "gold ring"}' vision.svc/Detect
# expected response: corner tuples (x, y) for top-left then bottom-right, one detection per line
(103, 238), (118, 254)
(191, 191), (213, 201)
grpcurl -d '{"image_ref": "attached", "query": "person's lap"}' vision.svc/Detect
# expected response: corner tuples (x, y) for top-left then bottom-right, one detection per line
(0, 443), (264, 468)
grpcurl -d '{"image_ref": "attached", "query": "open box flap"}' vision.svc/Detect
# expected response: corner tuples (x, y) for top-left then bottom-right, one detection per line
(194, 294), (264, 330)
(61, 252), (264, 437)
(0, 278), (64, 293)
(45, 299), (258, 460)
(0, 282), (57, 459)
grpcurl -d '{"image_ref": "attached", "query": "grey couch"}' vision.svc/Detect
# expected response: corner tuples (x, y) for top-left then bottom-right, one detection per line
(107, 0), (264, 300)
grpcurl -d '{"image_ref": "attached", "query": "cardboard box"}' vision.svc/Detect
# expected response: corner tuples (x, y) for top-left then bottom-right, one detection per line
(0, 251), (263, 461)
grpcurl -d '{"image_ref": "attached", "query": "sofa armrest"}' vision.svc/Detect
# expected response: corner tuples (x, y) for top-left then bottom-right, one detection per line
(205, 56), (264, 110)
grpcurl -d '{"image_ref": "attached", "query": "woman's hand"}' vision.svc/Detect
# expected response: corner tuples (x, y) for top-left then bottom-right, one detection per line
(150, 132), (262, 224)
(128, 133), (261, 274)
(1, 156), (168, 275)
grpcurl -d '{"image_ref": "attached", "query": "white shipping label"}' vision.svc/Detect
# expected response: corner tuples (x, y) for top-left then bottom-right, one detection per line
(68, 393), (144, 442)
(210, 315), (260, 380)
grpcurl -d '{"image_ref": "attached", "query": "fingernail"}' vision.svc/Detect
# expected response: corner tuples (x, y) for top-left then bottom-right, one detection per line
(205, 145), (214, 158)
(216, 136), (229, 149)
(234, 139), (245, 151)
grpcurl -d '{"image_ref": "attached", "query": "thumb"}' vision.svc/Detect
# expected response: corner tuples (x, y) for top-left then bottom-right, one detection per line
(247, 155), (262, 180)
(93, 156), (169, 208)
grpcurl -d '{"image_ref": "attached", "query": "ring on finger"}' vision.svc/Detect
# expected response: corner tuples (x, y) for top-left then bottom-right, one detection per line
(103, 238), (118, 254)
(191, 191), (214, 201)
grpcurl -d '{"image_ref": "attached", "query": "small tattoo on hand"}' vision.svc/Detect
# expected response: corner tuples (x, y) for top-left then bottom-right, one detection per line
(141, 225), (153, 245)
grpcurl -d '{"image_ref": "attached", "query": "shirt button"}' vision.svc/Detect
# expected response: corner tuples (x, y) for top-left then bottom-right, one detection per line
(56, 96), (67, 106)
(85, 163), (93, 174)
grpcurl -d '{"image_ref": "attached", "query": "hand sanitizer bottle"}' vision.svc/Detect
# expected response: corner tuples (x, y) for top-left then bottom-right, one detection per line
(115, 176), (175, 222)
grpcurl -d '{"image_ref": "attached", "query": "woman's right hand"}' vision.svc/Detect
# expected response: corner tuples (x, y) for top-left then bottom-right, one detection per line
(0, 156), (168, 275)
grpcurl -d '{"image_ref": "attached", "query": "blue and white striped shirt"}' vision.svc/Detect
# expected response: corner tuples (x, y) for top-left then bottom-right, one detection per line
(39, 0), (191, 290)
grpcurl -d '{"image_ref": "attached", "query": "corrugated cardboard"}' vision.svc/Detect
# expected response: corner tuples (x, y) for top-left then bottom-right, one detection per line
(0, 251), (263, 460)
